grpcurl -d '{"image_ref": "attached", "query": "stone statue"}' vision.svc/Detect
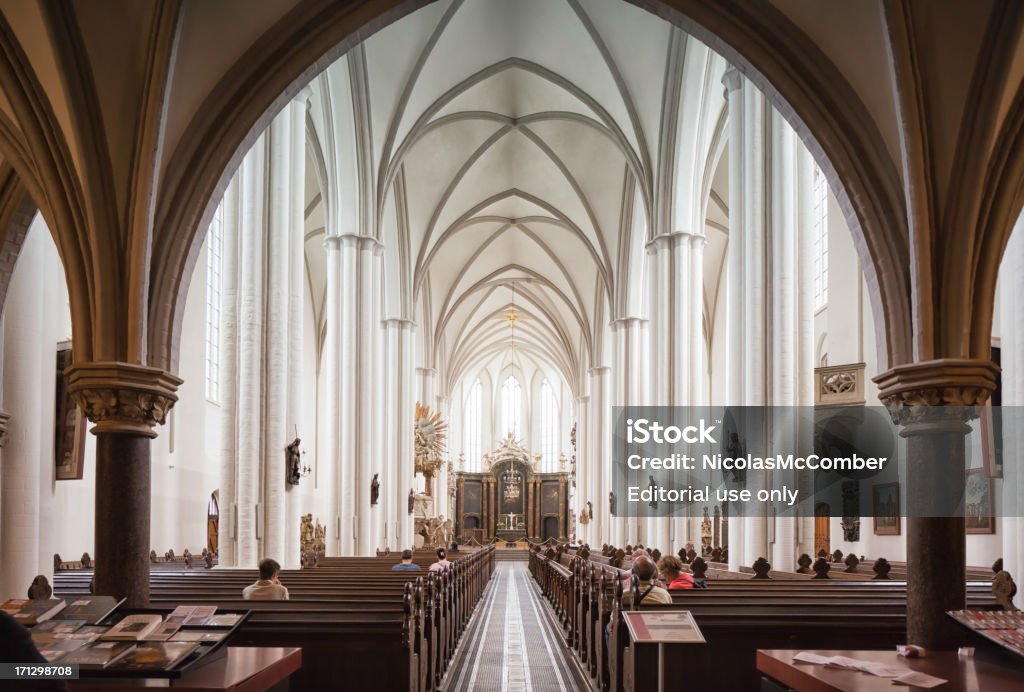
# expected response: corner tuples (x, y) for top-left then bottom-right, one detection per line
(408, 488), (415, 515)
(371, 473), (380, 505)
(287, 437), (302, 486)
(725, 432), (746, 484)
(301, 513), (314, 552)
(314, 520), (326, 554)
(648, 475), (658, 509)
(608, 491), (616, 516)
(700, 507), (712, 549)
(580, 501), (592, 525)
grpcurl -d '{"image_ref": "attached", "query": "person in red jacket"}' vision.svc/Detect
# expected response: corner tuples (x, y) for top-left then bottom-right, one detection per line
(658, 555), (696, 589)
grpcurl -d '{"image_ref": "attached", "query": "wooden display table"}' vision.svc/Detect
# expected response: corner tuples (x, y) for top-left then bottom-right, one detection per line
(69, 647), (301, 691)
(757, 649), (1023, 691)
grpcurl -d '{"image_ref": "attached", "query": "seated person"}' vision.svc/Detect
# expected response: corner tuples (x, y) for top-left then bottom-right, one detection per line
(658, 555), (696, 589)
(622, 555), (671, 605)
(619, 548), (650, 591)
(0, 611), (69, 691)
(450, 542), (460, 553)
(392, 548), (422, 570)
(243, 558), (290, 600)
(429, 547), (451, 571)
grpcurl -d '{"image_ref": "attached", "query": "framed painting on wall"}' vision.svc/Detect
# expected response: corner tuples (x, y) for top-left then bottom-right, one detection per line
(54, 342), (86, 480)
(872, 482), (900, 536)
(980, 400), (1003, 478)
(965, 468), (995, 534)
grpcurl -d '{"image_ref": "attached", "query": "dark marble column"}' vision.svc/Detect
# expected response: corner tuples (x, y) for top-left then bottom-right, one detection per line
(903, 417), (969, 648)
(67, 362), (182, 609)
(875, 359), (998, 650)
(94, 434), (151, 606)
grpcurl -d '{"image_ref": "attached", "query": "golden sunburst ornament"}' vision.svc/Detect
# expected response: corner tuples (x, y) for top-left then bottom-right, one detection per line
(414, 402), (447, 474)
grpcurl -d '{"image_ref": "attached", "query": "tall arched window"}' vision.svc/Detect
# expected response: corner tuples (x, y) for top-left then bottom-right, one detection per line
(204, 201), (224, 403)
(464, 379), (483, 469)
(500, 375), (522, 439)
(812, 165), (829, 310)
(540, 379), (559, 471)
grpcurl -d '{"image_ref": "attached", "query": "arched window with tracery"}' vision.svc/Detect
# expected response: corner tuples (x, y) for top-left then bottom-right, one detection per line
(540, 379), (559, 471)
(464, 379), (483, 470)
(500, 375), (522, 440)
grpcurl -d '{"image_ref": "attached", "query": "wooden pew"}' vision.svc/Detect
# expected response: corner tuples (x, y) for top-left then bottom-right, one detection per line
(54, 545), (495, 691)
(532, 548), (1000, 692)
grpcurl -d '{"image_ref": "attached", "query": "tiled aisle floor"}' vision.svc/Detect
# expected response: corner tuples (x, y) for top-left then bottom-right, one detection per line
(443, 563), (587, 692)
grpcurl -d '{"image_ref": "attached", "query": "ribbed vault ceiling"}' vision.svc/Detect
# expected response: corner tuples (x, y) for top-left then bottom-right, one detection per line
(303, 0), (727, 397)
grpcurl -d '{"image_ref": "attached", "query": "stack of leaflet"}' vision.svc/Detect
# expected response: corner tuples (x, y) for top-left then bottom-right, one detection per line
(791, 652), (947, 688)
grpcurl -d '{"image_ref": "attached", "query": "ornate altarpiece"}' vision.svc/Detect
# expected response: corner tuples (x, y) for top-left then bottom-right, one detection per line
(455, 434), (569, 543)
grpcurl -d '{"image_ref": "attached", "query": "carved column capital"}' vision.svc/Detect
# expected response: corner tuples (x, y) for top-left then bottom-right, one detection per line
(66, 362), (184, 438)
(873, 358), (999, 434)
(722, 66), (742, 95)
(0, 410), (10, 447)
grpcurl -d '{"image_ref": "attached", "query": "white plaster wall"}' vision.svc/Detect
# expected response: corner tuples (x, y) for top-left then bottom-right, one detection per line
(1, 215), (82, 596)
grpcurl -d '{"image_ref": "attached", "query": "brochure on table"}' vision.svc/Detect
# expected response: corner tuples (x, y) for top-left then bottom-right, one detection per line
(24, 603), (251, 679)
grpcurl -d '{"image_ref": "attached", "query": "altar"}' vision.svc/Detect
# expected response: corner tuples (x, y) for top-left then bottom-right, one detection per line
(455, 434), (569, 543)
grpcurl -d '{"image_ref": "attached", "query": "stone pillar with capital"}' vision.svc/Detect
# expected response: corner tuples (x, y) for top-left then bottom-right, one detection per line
(612, 318), (646, 548)
(647, 231), (705, 554)
(385, 318), (415, 548)
(589, 366), (611, 545)
(875, 359), (998, 649)
(67, 362), (182, 607)
(334, 233), (383, 555)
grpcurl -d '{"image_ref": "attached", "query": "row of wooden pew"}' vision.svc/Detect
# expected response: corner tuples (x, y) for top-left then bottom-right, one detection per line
(54, 546), (495, 691)
(530, 545), (1000, 691)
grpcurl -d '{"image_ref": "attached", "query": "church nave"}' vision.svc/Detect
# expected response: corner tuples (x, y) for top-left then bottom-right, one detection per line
(444, 562), (584, 692)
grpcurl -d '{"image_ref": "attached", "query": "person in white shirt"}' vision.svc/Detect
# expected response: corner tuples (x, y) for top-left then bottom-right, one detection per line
(428, 548), (451, 572)
(242, 558), (290, 600)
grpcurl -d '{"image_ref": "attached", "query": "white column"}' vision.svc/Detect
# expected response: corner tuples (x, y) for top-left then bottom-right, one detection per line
(323, 236), (343, 555)
(796, 138), (818, 562)
(284, 92), (308, 568)
(337, 235), (382, 556)
(219, 98), (306, 568)
(575, 394), (590, 544)
(264, 97), (305, 565)
(589, 366), (611, 546)
(646, 231), (705, 556)
(612, 318), (647, 548)
(218, 176), (241, 566)
(723, 67), (769, 570)
(1000, 217), (1024, 584)
(370, 252), (386, 554)
(1, 232), (44, 598)
(769, 110), (797, 572)
(385, 319), (414, 549)
(233, 137), (266, 569)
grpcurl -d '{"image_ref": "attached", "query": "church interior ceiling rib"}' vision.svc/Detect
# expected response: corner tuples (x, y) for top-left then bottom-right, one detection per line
(302, 0), (727, 397)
